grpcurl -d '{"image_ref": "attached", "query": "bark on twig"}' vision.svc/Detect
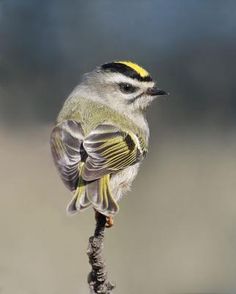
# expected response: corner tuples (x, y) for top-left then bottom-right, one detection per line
(87, 213), (115, 294)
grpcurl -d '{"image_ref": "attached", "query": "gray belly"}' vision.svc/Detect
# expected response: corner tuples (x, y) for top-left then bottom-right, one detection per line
(109, 163), (140, 202)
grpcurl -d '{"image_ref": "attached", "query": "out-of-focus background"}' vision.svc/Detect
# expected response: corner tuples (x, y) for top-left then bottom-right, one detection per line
(0, 1), (236, 293)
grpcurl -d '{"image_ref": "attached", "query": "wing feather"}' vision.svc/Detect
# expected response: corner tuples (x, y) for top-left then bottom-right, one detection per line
(82, 124), (145, 181)
(50, 120), (84, 191)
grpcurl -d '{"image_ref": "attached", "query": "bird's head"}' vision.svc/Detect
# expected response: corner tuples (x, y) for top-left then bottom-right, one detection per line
(80, 61), (168, 114)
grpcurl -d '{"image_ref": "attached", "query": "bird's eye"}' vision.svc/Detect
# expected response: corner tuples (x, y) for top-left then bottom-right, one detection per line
(118, 83), (137, 94)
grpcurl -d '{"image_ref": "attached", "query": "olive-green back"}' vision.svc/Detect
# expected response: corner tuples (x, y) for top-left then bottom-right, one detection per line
(57, 97), (148, 148)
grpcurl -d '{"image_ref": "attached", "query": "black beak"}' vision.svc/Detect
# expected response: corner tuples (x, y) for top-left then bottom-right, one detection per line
(146, 86), (169, 96)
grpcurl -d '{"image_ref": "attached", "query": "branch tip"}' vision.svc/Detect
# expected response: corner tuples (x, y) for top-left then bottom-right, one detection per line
(87, 212), (115, 294)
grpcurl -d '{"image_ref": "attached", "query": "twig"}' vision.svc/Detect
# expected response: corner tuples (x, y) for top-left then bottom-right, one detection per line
(87, 213), (115, 294)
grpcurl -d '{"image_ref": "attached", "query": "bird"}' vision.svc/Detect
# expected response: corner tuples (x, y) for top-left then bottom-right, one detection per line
(50, 61), (167, 227)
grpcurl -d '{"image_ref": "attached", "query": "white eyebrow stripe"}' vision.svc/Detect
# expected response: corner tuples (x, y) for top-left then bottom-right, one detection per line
(103, 72), (155, 88)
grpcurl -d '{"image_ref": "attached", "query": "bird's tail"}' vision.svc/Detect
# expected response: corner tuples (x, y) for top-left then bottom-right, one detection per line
(67, 175), (119, 217)
(66, 176), (90, 214)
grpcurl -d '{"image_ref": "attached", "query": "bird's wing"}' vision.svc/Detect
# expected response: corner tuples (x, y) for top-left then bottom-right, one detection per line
(50, 120), (84, 191)
(82, 124), (146, 181)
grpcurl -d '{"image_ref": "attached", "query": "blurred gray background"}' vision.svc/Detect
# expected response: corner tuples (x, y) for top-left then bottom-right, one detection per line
(0, 1), (236, 293)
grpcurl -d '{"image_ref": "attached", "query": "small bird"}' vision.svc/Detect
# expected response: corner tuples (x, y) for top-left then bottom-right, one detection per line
(50, 61), (167, 227)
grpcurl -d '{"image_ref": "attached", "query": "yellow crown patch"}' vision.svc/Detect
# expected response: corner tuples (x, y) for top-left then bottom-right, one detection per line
(116, 61), (150, 78)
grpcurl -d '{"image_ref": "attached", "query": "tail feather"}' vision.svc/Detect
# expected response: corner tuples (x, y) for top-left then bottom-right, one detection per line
(67, 174), (119, 216)
(66, 193), (77, 214)
(105, 178), (119, 215)
(86, 180), (100, 206)
(97, 175), (119, 216)
(66, 177), (91, 214)
(86, 177), (109, 212)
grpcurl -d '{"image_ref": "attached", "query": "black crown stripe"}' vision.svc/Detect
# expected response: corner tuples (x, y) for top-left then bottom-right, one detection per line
(101, 62), (152, 82)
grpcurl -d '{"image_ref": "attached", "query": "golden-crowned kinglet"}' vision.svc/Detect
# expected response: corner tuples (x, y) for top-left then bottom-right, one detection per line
(50, 61), (167, 225)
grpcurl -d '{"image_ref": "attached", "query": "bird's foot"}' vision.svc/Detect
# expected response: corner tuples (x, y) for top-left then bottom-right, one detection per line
(105, 216), (114, 228)
(94, 210), (114, 228)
